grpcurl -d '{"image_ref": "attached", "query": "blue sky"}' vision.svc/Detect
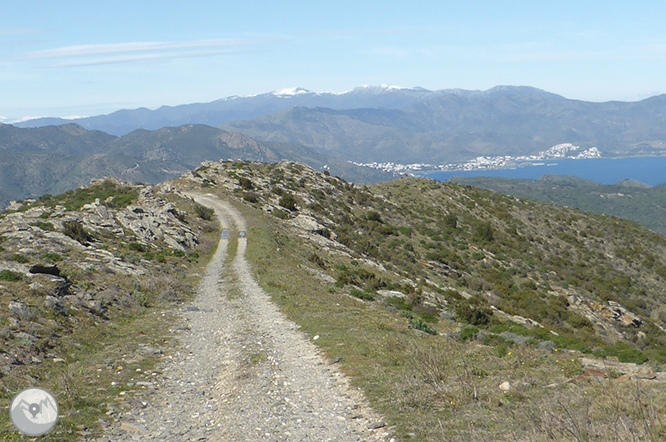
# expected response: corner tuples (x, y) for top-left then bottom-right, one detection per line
(2, 1), (666, 120)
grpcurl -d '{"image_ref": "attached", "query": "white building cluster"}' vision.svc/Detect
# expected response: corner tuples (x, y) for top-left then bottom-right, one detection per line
(350, 143), (602, 175)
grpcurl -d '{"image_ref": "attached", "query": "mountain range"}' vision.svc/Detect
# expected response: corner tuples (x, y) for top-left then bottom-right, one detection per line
(16, 85), (666, 165)
(15, 85), (436, 136)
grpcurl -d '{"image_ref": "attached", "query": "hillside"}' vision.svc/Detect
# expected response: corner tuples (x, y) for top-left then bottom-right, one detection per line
(0, 179), (221, 439)
(0, 124), (388, 209)
(223, 86), (666, 163)
(450, 175), (666, 236)
(3, 162), (666, 440)
(174, 161), (666, 441)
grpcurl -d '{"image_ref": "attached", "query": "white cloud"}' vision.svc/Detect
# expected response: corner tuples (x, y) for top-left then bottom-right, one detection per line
(0, 28), (49, 36)
(51, 49), (254, 67)
(16, 38), (275, 67)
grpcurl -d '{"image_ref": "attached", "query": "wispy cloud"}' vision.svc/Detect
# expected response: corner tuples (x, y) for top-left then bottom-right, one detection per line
(0, 28), (50, 36)
(52, 48), (255, 67)
(306, 29), (414, 37)
(17, 38), (275, 67)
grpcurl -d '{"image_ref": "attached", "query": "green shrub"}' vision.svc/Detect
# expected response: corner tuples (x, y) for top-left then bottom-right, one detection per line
(128, 242), (148, 252)
(41, 252), (63, 262)
(29, 221), (55, 231)
(43, 180), (138, 211)
(350, 288), (375, 301)
(454, 300), (493, 326)
(444, 213), (458, 229)
(63, 220), (94, 245)
(475, 222), (494, 242)
(386, 296), (412, 311)
(0, 270), (23, 282)
(366, 211), (383, 223)
(598, 342), (649, 364)
(194, 203), (215, 220)
(279, 194), (298, 211)
(459, 325), (479, 341)
(10, 253), (29, 263)
(238, 177), (255, 190)
(272, 209), (290, 220)
(242, 192), (259, 203)
(410, 317), (437, 335)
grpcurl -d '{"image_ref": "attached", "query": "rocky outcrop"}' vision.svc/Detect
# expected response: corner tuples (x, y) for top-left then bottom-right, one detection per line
(568, 295), (642, 332)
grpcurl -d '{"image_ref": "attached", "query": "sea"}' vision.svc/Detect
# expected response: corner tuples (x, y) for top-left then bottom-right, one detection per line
(423, 157), (666, 187)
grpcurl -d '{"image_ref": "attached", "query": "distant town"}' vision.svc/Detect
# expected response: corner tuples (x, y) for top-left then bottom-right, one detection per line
(350, 143), (601, 175)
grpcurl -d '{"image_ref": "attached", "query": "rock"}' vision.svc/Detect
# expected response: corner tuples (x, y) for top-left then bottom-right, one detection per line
(290, 214), (326, 234)
(9, 301), (33, 319)
(499, 381), (511, 392)
(14, 331), (38, 343)
(139, 346), (162, 355)
(500, 331), (532, 345)
(29, 264), (61, 277)
(537, 340), (556, 351)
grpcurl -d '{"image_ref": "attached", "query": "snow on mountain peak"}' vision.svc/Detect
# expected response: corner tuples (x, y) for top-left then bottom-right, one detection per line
(272, 87), (311, 97)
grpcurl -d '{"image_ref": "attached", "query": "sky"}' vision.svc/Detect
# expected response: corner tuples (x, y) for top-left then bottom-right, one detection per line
(2, 1), (666, 121)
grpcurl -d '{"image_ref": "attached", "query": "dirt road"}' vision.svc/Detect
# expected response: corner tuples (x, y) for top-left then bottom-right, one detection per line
(98, 194), (390, 441)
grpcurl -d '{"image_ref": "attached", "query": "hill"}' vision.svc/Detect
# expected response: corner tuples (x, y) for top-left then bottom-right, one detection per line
(174, 161), (666, 440)
(4, 161), (666, 440)
(450, 175), (666, 236)
(0, 124), (388, 209)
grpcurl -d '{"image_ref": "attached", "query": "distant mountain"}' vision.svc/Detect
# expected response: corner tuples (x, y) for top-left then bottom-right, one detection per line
(223, 86), (666, 164)
(451, 174), (666, 236)
(12, 84), (666, 167)
(0, 124), (389, 208)
(15, 85), (436, 136)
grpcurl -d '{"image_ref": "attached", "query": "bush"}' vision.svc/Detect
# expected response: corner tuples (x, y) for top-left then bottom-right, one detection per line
(444, 213), (458, 229)
(272, 209), (290, 220)
(238, 177), (255, 190)
(128, 242), (148, 252)
(279, 194), (298, 211)
(194, 203), (215, 221)
(0, 270), (23, 282)
(350, 288), (375, 301)
(366, 211), (383, 223)
(410, 317), (437, 335)
(459, 325), (479, 341)
(30, 221), (55, 231)
(10, 253), (29, 263)
(63, 220), (94, 245)
(41, 252), (63, 262)
(242, 192), (259, 203)
(475, 222), (494, 242)
(454, 299), (493, 326)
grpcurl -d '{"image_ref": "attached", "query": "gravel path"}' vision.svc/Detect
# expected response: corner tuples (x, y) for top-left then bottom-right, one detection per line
(96, 194), (391, 441)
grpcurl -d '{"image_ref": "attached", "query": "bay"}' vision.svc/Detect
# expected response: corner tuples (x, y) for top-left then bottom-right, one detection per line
(423, 157), (666, 186)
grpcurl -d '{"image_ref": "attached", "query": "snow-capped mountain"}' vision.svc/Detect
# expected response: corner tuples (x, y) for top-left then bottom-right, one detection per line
(14, 85), (439, 135)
